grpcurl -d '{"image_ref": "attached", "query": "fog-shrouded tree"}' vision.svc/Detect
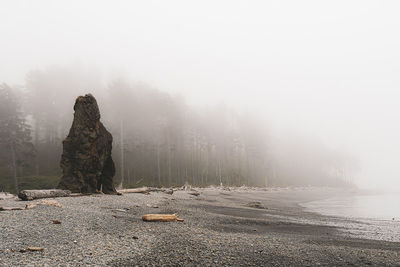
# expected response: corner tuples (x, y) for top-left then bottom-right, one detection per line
(0, 64), (357, 190)
(25, 64), (103, 175)
(0, 84), (35, 193)
(104, 79), (135, 188)
(101, 78), (354, 188)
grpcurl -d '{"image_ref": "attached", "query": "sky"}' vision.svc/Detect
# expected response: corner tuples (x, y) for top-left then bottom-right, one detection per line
(1, 0), (400, 190)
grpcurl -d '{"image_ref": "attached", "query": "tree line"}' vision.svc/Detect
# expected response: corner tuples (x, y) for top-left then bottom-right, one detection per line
(0, 65), (358, 193)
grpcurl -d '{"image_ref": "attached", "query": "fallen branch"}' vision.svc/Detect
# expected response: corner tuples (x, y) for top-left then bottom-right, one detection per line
(39, 199), (63, 208)
(26, 247), (44, 252)
(1, 199), (63, 212)
(112, 209), (128, 213)
(25, 203), (36, 209)
(142, 213), (183, 222)
(25, 199), (63, 209)
(18, 189), (71, 201)
(0, 206), (25, 211)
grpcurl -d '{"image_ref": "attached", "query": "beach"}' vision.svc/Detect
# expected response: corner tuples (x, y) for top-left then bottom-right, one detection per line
(0, 187), (399, 266)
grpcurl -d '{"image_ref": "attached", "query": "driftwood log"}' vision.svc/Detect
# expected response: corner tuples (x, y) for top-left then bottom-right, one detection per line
(142, 214), (183, 222)
(1, 199), (64, 211)
(119, 187), (150, 194)
(119, 187), (174, 195)
(26, 247), (44, 252)
(0, 206), (25, 211)
(18, 189), (71, 201)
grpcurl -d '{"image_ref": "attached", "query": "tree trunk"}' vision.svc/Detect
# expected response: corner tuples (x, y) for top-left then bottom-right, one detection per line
(167, 133), (171, 187)
(10, 141), (18, 194)
(157, 142), (161, 186)
(119, 119), (125, 189)
(246, 150), (251, 186)
(218, 159), (222, 186)
(191, 143), (194, 184)
(34, 119), (40, 175)
(206, 143), (212, 185)
(35, 119), (39, 175)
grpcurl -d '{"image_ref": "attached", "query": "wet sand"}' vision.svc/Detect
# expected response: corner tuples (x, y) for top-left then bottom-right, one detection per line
(0, 187), (399, 266)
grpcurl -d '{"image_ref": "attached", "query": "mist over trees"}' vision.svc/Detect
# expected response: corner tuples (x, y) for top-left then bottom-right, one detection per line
(0, 83), (35, 193)
(0, 65), (358, 193)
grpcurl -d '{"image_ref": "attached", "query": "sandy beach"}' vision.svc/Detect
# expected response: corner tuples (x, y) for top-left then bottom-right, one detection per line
(0, 187), (399, 266)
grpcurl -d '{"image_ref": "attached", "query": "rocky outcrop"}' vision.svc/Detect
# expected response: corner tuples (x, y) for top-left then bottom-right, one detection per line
(57, 94), (118, 194)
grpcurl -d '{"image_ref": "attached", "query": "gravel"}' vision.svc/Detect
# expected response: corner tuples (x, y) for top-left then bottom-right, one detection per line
(0, 188), (399, 266)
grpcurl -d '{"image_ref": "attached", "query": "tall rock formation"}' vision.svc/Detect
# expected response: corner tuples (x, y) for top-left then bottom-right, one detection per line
(57, 94), (118, 194)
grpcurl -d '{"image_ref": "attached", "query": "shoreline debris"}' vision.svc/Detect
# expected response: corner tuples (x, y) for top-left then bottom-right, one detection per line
(0, 206), (25, 211)
(118, 187), (174, 195)
(245, 201), (267, 209)
(1, 199), (63, 211)
(142, 214), (184, 222)
(18, 189), (71, 201)
(26, 247), (44, 252)
(188, 191), (200, 196)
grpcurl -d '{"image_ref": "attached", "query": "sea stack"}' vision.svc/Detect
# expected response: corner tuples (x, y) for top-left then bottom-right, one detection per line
(57, 94), (118, 194)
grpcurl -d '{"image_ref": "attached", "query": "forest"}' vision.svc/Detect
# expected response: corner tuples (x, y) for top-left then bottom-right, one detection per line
(0, 65), (358, 193)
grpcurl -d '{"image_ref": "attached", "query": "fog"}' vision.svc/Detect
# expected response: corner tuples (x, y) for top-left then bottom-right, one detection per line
(1, 1), (400, 191)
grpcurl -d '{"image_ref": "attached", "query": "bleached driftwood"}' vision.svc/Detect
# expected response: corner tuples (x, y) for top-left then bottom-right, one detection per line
(38, 199), (63, 208)
(119, 187), (174, 195)
(119, 187), (150, 194)
(18, 189), (71, 201)
(142, 214), (183, 222)
(1, 199), (63, 211)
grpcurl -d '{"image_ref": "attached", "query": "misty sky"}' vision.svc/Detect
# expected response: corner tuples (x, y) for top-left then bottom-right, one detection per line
(1, 1), (400, 190)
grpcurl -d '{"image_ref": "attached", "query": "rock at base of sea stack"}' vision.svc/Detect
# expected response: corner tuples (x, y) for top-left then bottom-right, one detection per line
(57, 94), (118, 194)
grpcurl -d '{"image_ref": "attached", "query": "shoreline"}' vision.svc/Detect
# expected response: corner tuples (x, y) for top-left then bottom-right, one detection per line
(1, 187), (399, 266)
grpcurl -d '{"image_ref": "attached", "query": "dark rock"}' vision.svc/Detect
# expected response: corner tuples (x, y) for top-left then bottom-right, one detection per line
(245, 201), (266, 209)
(164, 189), (174, 195)
(57, 94), (117, 194)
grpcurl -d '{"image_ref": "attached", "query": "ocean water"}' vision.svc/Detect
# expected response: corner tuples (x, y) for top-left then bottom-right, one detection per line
(302, 193), (400, 220)
(301, 193), (400, 242)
